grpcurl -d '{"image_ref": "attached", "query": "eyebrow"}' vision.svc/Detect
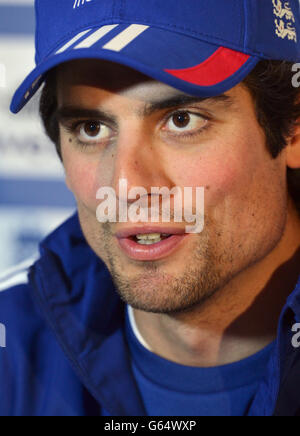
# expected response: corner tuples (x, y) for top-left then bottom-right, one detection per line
(55, 93), (234, 124)
(55, 107), (118, 126)
(141, 93), (234, 117)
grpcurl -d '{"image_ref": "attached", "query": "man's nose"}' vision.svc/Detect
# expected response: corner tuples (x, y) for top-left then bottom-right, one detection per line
(110, 126), (170, 200)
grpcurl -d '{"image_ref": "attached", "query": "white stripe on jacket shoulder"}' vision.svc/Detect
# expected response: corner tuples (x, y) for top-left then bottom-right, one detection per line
(0, 255), (39, 293)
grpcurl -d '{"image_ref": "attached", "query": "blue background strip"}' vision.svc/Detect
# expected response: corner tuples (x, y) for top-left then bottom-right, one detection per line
(0, 178), (75, 208)
(0, 5), (35, 35)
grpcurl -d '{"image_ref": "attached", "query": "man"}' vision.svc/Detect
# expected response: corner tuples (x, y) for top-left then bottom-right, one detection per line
(0, 0), (300, 416)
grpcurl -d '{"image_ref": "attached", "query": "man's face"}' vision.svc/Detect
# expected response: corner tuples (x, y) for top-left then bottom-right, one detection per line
(57, 59), (288, 313)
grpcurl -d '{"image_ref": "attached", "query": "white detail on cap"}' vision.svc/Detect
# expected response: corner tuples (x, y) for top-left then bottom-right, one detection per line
(32, 75), (42, 90)
(75, 25), (119, 49)
(103, 24), (149, 52)
(73, 0), (92, 9)
(55, 29), (92, 54)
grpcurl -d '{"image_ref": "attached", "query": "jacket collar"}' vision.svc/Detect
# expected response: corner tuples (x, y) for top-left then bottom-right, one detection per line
(249, 273), (300, 416)
(29, 213), (146, 416)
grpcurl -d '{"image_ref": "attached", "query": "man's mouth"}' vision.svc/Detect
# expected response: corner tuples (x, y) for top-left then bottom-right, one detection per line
(134, 233), (171, 245)
(115, 227), (189, 261)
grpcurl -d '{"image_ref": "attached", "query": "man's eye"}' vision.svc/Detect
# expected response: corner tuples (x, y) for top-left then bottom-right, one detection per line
(78, 121), (111, 142)
(165, 112), (207, 133)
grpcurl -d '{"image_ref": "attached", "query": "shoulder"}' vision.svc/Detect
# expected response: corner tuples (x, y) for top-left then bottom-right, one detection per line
(0, 256), (84, 416)
(0, 256), (38, 312)
(0, 255), (48, 344)
(0, 256), (37, 294)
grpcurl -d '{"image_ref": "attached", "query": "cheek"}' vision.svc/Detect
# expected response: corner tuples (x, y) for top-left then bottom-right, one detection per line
(63, 153), (107, 210)
(168, 145), (255, 207)
(165, 122), (271, 219)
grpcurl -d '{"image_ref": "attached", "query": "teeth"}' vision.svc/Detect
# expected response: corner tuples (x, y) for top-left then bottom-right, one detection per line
(136, 233), (162, 240)
(135, 233), (171, 245)
(136, 233), (161, 245)
(137, 240), (160, 245)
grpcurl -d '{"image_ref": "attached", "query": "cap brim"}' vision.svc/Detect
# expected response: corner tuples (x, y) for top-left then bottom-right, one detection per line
(10, 24), (260, 113)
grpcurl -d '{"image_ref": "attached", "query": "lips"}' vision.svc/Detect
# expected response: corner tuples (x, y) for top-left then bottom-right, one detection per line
(115, 226), (188, 261)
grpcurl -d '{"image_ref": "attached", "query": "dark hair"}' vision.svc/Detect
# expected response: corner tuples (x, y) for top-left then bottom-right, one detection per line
(39, 60), (300, 213)
(242, 61), (300, 214)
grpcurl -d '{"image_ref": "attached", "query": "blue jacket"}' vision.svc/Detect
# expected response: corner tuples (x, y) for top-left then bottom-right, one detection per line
(0, 214), (299, 416)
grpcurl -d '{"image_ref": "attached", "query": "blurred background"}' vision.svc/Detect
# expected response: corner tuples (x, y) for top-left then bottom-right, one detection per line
(0, 0), (75, 273)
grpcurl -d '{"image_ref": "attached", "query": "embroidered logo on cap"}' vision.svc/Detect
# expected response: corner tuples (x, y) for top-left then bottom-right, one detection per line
(272, 0), (297, 42)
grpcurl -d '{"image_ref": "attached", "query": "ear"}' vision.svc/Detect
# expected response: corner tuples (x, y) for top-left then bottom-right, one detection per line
(286, 123), (300, 169)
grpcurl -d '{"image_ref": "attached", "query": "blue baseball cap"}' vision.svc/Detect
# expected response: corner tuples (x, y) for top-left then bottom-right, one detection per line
(10, 0), (300, 114)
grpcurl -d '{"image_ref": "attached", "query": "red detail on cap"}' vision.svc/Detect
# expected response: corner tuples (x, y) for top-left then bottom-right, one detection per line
(165, 47), (250, 87)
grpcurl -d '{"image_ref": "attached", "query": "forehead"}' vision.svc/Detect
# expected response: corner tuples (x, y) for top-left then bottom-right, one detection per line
(56, 58), (246, 111)
(57, 59), (174, 99)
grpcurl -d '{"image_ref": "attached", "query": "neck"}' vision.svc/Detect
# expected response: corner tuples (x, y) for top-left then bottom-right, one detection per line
(133, 200), (300, 367)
